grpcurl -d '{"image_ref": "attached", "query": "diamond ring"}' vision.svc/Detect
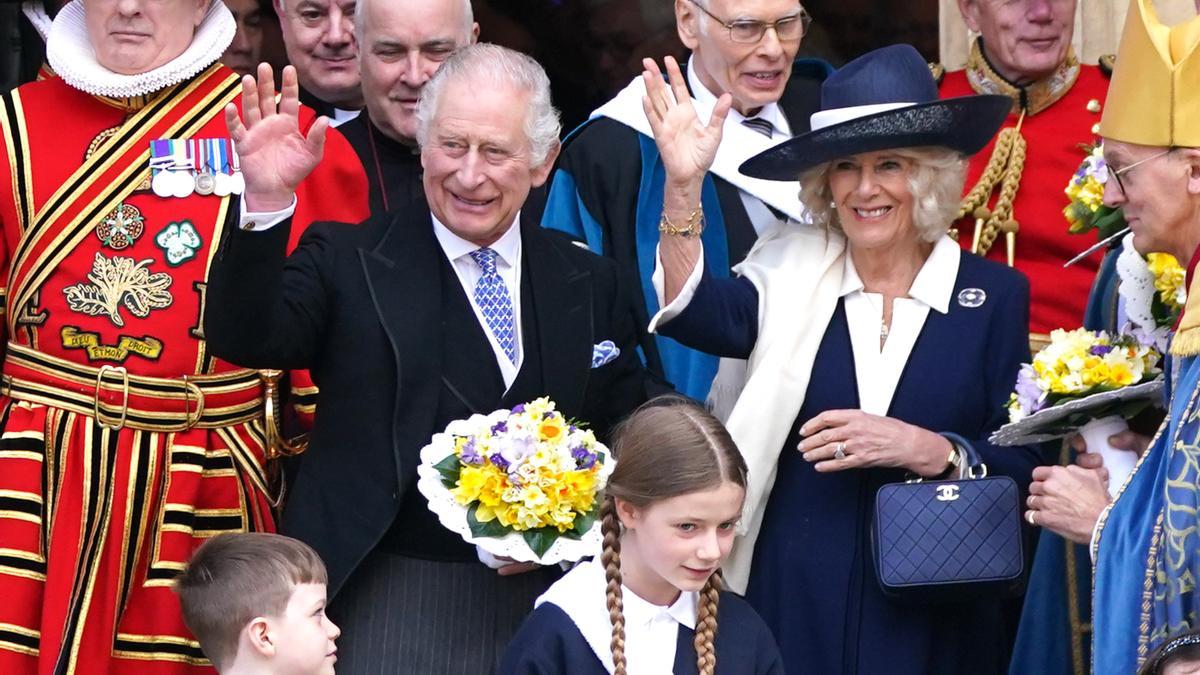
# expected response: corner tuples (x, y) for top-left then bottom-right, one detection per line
(834, 442), (846, 460)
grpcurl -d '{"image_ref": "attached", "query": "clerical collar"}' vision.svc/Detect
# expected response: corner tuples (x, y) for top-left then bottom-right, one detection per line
(46, 0), (234, 100)
(965, 38), (1080, 116)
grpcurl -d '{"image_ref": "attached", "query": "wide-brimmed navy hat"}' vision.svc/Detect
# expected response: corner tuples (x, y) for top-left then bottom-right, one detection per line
(739, 44), (1011, 181)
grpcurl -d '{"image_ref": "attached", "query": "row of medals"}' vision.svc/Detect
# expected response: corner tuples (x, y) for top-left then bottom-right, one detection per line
(151, 168), (246, 198)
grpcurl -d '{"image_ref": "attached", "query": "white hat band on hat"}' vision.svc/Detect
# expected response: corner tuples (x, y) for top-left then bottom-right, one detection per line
(810, 102), (919, 131)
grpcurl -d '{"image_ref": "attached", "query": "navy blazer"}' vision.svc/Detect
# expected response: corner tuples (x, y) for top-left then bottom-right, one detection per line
(660, 247), (1041, 675)
(499, 593), (785, 675)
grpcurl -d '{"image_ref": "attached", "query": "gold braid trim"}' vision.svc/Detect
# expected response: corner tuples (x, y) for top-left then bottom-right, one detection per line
(955, 113), (1027, 264)
(259, 369), (308, 460)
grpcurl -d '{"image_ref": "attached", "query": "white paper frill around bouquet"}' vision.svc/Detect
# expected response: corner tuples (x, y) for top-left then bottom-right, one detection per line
(415, 418), (616, 566)
(989, 380), (1163, 447)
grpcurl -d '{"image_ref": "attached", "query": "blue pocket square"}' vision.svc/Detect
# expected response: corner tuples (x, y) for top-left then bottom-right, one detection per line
(591, 340), (620, 368)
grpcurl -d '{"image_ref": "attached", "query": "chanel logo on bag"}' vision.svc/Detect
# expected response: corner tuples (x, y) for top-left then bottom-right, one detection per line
(935, 485), (960, 502)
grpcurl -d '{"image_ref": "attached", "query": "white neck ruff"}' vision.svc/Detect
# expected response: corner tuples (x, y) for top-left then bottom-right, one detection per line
(46, 0), (235, 98)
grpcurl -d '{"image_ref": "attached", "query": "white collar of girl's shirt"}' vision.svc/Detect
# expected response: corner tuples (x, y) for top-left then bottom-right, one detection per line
(839, 235), (960, 313)
(537, 557), (697, 674)
(47, 0), (235, 99)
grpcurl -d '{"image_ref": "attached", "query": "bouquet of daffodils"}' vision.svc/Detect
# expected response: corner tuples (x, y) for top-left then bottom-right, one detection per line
(1006, 328), (1161, 425)
(1064, 143), (1126, 238)
(416, 397), (613, 564)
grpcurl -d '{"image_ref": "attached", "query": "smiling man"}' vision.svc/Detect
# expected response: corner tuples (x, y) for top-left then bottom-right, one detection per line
(337, 0), (477, 214)
(205, 43), (660, 673)
(275, 0), (362, 124)
(1023, 3), (1200, 673)
(941, 0), (1111, 340)
(537, 0), (828, 401)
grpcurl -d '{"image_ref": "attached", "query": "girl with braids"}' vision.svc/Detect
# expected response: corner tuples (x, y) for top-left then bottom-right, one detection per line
(499, 397), (783, 675)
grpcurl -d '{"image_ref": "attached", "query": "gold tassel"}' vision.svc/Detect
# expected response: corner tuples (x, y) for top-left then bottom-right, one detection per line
(1170, 329), (1200, 357)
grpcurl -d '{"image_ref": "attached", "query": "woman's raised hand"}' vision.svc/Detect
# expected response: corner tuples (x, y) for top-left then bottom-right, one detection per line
(641, 56), (731, 188)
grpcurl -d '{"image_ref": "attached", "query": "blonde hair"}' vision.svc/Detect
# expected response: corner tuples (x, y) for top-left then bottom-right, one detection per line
(798, 146), (967, 243)
(599, 396), (748, 675)
(175, 533), (328, 670)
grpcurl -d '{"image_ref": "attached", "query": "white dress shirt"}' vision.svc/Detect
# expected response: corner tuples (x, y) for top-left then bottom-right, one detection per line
(842, 236), (959, 415)
(432, 214), (525, 389)
(651, 236), (961, 416)
(620, 583), (698, 674)
(687, 59), (792, 237)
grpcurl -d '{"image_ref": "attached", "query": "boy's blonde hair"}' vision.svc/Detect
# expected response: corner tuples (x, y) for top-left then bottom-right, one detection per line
(175, 533), (328, 670)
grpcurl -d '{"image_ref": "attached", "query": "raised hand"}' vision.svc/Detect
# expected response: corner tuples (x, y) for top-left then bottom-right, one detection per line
(641, 56), (731, 189)
(225, 63), (328, 212)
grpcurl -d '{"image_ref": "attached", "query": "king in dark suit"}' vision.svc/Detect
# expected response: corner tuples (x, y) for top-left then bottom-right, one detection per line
(206, 44), (658, 673)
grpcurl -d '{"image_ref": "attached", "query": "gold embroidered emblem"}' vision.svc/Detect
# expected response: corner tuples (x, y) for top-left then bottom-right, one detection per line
(63, 253), (174, 327)
(96, 203), (145, 250)
(61, 326), (163, 362)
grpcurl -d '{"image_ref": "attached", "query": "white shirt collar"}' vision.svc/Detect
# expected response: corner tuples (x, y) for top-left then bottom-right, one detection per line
(430, 212), (523, 268)
(839, 236), (960, 314)
(686, 58), (788, 133)
(621, 582), (697, 631)
(46, 0), (235, 98)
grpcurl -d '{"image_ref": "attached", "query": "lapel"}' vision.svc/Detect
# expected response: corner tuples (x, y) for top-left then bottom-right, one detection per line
(359, 211), (444, 479)
(520, 226), (594, 416)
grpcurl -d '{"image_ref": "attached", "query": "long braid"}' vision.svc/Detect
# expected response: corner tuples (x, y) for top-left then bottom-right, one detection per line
(600, 497), (627, 675)
(693, 570), (723, 675)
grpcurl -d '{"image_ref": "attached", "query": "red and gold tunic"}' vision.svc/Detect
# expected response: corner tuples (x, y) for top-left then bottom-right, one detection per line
(0, 63), (367, 674)
(941, 41), (1110, 338)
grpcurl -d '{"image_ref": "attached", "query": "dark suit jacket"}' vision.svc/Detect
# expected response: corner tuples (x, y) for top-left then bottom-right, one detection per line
(205, 207), (656, 594)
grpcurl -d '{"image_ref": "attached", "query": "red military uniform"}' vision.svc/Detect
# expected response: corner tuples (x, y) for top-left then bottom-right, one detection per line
(0, 60), (367, 673)
(941, 40), (1110, 338)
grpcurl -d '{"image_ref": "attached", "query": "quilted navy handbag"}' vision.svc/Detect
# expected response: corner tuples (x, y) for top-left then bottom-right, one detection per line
(871, 433), (1025, 602)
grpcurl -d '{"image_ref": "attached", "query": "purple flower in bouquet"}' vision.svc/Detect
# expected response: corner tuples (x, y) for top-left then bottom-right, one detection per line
(460, 437), (483, 465)
(571, 445), (597, 470)
(490, 453), (510, 471)
(511, 404), (525, 414)
(1014, 364), (1044, 415)
(491, 420), (508, 435)
(1090, 344), (1114, 356)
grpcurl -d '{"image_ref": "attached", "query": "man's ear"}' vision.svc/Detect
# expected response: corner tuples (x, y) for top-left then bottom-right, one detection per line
(245, 617), (276, 658)
(1183, 148), (1200, 197)
(531, 142), (561, 188)
(470, 22), (480, 45)
(675, 0), (701, 51)
(956, 0), (981, 34)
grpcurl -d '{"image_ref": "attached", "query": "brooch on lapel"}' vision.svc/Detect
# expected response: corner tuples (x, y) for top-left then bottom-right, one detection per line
(957, 288), (987, 308)
(591, 340), (620, 368)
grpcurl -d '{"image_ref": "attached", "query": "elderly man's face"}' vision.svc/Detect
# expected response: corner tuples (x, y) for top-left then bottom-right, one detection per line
(421, 80), (557, 247)
(275, 0), (361, 107)
(360, 0), (477, 144)
(1102, 140), (1200, 261)
(959, 0), (1075, 85)
(676, 0), (804, 116)
(85, 0), (210, 75)
(222, 0), (264, 76)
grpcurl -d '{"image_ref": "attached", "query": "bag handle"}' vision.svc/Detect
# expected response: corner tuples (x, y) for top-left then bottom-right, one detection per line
(940, 432), (988, 479)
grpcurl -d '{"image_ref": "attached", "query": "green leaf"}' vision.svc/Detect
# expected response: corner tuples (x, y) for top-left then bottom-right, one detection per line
(467, 504), (510, 538)
(562, 506), (598, 540)
(522, 527), (559, 558)
(434, 454), (462, 489)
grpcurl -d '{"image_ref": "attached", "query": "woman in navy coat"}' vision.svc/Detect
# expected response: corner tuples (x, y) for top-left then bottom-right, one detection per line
(641, 46), (1043, 674)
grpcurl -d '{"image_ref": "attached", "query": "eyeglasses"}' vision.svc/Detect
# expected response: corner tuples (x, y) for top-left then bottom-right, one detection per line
(1106, 149), (1172, 196)
(686, 0), (812, 44)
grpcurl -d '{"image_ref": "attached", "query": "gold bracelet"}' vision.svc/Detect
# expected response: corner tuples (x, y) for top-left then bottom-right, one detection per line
(659, 207), (705, 239)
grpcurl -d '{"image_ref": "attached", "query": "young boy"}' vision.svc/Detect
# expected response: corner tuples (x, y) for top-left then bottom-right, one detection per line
(176, 533), (340, 674)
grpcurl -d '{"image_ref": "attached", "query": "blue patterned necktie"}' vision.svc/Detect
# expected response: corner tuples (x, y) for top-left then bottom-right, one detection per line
(468, 247), (517, 364)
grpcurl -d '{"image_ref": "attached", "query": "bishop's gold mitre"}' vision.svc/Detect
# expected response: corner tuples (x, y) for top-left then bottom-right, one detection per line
(1100, 0), (1200, 146)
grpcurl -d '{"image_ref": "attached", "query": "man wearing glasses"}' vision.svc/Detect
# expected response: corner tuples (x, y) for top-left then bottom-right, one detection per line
(537, 0), (828, 402)
(1023, 4), (1200, 673)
